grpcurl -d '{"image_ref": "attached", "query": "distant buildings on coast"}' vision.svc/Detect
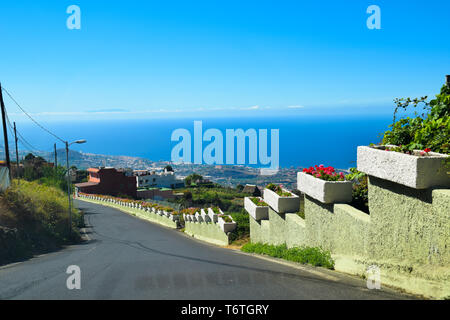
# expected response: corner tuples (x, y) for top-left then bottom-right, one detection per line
(75, 166), (184, 201)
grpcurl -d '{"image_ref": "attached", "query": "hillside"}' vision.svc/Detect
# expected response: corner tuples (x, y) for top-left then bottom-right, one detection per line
(0, 180), (83, 265)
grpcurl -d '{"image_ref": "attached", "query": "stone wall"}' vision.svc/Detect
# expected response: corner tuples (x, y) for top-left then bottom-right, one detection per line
(77, 194), (234, 246)
(184, 222), (230, 246)
(77, 196), (179, 229)
(246, 150), (450, 299)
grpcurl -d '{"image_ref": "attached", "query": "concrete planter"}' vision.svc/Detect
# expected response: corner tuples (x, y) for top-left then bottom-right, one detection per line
(201, 209), (211, 223)
(207, 208), (222, 223)
(297, 172), (352, 204)
(195, 212), (204, 222)
(263, 188), (300, 213)
(218, 215), (237, 233)
(357, 145), (450, 189)
(244, 197), (269, 220)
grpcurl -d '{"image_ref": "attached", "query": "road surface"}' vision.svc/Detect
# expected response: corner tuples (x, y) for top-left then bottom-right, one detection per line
(0, 200), (412, 299)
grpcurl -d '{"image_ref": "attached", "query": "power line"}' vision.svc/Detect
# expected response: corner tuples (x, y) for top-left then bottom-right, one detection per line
(4, 109), (40, 152)
(1, 86), (65, 143)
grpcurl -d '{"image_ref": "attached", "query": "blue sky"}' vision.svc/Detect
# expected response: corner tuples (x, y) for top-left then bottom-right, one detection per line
(1, 0), (449, 121)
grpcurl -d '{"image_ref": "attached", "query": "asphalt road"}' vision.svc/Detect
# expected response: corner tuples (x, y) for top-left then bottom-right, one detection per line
(0, 200), (412, 300)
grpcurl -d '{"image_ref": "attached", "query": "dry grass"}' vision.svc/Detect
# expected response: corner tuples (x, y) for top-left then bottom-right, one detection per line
(0, 180), (83, 265)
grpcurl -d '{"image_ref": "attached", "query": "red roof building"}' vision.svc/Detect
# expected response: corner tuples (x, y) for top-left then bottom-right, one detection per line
(75, 167), (137, 198)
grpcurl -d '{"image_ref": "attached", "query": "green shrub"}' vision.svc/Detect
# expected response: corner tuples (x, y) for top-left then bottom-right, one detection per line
(241, 242), (335, 269)
(229, 210), (250, 242)
(382, 84), (449, 155)
(0, 180), (83, 265)
(346, 168), (369, 214)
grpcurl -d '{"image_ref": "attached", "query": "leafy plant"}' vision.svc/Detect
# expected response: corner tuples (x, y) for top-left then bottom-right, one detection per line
(211, 206), (221, 214)
(181, 207), (199, 215)
(346, 168), (369, 214)
(241, 243), (334, 269)
(265, 183), (292, 197)
(220, 215), (233, 223)
(228, 210), (249, 243)
(382, 83), (450, 155)
(250, 197), (268, 206)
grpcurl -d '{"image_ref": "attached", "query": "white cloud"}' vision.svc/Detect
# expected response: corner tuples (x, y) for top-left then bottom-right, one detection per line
(287, 105), (305, 109)
(240, 105), (260, 110)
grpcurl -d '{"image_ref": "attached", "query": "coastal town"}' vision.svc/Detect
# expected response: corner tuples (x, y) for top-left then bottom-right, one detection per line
(0, 147), (301, 189)
(0, 1), (449, 306)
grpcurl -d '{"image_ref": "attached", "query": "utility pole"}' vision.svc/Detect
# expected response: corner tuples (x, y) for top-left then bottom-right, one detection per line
(54, 143), (58, 173)
(13, 122), (19, 181)
(66, 141), (72, 235)
(64, 139), (86, 236)
(0, 83), (11, 179)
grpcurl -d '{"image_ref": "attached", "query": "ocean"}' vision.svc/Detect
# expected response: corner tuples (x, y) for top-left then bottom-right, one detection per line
(14, 115), (392, 170)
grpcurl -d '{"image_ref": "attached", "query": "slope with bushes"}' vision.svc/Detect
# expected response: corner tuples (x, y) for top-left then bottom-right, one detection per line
(0, 180), (83, 265)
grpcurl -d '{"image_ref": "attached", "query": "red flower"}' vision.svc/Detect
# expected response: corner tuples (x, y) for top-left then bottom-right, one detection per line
(424, 148), (431, 153)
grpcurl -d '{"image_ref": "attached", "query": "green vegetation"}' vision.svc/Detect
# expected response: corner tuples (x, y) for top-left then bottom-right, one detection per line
(250, 197), (268, 206)
(296, 192), (305, 219)
(382, 83), (449, 155)
(241, 243), (335, 269)
(180, 208), (199, 215)
(171, 185), (251, 212)
(265, 183), (292, 197)
(346, 168), (369, 214)
(19, 153), (74, 193)
(184, 173), (214, 187)
(0, 180), (83, 265)
(170, 184), (253, 244)
(220, 215), (233, 223)
(211, 207), (221, 214)
(228, 210), (249, 243)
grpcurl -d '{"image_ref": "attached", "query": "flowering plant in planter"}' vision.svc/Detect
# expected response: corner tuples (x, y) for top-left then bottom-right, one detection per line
(169, 211), (180, 221)
(263, 184), (299, 213)
(297, 167), (353, 204)
(245, 197), (269, 221)
(207, 207), (222, 223)
(250, 197), (268, 206)
(200, 208), (212, 222)
(373, 144), (434, 157)
(181, 208), (197, 222)
(217, 214), (236, 232)
(181, 208), (199, 215)
(265, 183), (293, 197)
(357, 145), (449, 189)
(219, 215), (233, 223)
(302, 165), (345, 181)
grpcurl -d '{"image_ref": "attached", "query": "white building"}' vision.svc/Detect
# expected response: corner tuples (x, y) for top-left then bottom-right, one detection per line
(134, 169), (184, 189)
